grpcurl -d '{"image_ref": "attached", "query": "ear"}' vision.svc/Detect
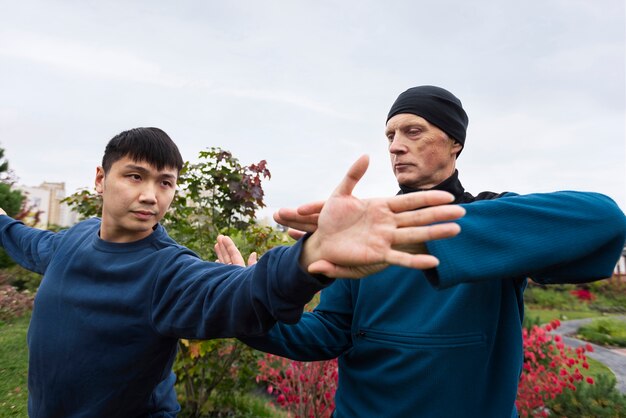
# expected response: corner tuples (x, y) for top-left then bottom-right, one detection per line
(95, 166), (105, 195)
(451, 141), (463, 156)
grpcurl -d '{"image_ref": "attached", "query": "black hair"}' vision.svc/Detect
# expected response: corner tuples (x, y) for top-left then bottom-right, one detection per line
(101, 127), (184, 174)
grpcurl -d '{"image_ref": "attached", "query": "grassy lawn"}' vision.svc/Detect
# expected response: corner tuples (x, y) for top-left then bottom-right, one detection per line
(524, 305), (604, 324)
(0, 314), (30, 417)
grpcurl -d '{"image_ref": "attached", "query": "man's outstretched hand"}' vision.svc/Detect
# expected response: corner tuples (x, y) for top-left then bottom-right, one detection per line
(297, 155), (465, 278)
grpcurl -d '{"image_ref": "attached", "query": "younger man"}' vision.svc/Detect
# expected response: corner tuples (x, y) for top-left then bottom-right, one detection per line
(0, 127), (464, 417)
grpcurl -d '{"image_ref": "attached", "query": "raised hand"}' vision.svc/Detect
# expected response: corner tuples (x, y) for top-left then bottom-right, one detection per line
(214, 235), (257, 267)
(299, 155), (465, 278)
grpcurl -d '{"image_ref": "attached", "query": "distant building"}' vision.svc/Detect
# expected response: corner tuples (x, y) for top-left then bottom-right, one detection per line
(20, 182), (78, 229)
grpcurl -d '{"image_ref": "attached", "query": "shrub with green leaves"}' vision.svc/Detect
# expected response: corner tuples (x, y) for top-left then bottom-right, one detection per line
(545, 373), (626, 417)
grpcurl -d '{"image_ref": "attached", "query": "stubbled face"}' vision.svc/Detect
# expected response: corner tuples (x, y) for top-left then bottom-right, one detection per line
(385, 113), (462, 190)
(95, 156), (177, 243)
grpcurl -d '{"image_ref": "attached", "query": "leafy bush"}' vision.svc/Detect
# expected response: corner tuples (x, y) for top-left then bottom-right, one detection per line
(163, 148), (285, 416)
(173, 339), (262, 417)
(577, 318), (626, 348)
(0, 265), (42, 293)
(545, 373), (626, 417)
(588, 280), (626, 313)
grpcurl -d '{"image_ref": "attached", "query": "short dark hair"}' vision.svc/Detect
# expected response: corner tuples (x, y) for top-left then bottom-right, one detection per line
(102, 127), (184, 174)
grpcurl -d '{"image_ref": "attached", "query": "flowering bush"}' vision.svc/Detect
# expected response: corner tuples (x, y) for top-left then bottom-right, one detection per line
(517, 319), (594, 417)
(256, 354), (338, 418)
(570, 288), (596, 302)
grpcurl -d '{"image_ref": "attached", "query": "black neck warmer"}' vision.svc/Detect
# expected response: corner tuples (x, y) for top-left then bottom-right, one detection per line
(398, 170), (505, 204)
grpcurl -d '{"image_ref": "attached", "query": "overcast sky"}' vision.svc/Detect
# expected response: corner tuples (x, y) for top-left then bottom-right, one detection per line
(1, 0), (624, 221)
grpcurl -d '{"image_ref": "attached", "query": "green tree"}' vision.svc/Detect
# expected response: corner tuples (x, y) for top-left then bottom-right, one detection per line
(0, 146), (16, 184)
(62, 189), (102, 220)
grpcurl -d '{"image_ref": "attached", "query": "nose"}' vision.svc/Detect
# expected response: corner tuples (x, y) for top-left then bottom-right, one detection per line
(139, 183), (157, 204)
(389, 134), (407, 155)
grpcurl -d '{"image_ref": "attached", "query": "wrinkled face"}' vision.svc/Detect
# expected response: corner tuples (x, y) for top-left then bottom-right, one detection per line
(95, 156), (177, 243)
(385, 113), (462, 190)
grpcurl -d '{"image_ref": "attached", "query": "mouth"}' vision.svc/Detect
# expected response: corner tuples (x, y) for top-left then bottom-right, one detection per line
(131, 210), (157, 220)
(394, 163), (413, 171)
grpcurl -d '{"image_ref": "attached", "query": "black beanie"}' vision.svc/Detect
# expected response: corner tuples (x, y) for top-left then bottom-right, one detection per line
(386, 85), (469, 151)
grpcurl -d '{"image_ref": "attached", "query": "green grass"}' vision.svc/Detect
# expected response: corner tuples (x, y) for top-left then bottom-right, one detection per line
(525, 306), (604, 324)
(0, 314), (29, 417)
(577, 318), (626, 348)
(208, 391), (289, 418)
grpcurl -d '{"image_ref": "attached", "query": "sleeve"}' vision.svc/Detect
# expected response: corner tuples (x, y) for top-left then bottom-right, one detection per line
(240, 279), (355, 361)
(150, 237), (337, 340)
(0, 215), (65, 274)
(424, 191), (626, 289)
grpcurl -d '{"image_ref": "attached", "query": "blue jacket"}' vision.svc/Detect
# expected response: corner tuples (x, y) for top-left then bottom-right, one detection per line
(244, 177), (626, 418)
(0, 216), (329, 418)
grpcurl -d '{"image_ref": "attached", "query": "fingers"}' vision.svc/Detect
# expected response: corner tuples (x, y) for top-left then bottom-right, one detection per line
(386, 190), (456, 213)
(247, 252), (258, 266)
(392, 222), (461, 246)
(383, 251), (441, 270)
(297, 200), (324, 216)
(395, 204), (465, 228)
(332, 155), (369, 197)
(308, 255), (440, 278)
(214, 235), (246, 267)
(274, 208), (318, 232)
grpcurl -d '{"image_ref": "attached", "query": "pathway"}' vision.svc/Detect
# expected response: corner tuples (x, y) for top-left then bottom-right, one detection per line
(550, 316), (626, 394)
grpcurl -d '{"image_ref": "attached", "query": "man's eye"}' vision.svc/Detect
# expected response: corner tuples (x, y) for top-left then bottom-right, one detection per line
(162, 181), (173, 188)
(408, 129), (421, 136)
(128, 174), (141, 181)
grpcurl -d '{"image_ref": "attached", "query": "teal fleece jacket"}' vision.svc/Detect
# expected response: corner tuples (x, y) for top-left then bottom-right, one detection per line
(0, 217), (330, 418)
(243, 187), (626, 418)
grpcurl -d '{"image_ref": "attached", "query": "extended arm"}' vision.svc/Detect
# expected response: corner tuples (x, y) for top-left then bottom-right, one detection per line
(425, 191), (626, 288)
(216, 235), (353, 360)
(242, 280), (355, 361)
(0, 210), (63, 274)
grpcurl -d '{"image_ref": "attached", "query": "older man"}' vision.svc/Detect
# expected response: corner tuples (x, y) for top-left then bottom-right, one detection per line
(224, 86), (626, 418)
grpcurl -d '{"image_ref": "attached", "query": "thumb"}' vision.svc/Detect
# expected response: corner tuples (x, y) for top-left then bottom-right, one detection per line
(332, 155), (369, 197)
